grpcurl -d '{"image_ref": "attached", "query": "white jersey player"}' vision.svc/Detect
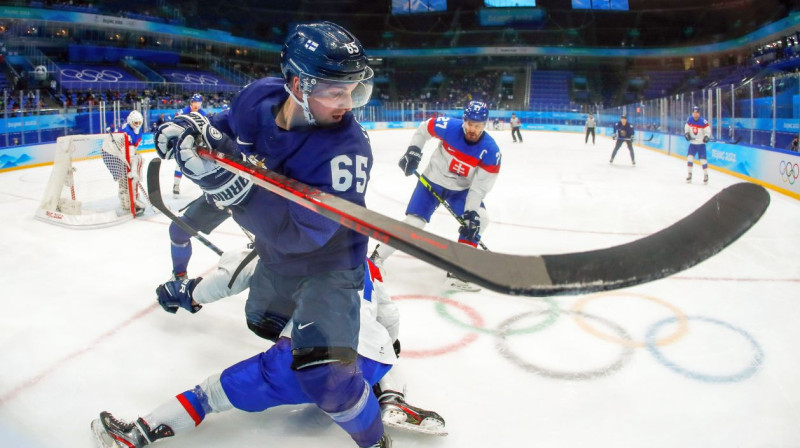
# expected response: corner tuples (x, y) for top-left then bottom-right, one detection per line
(91, 250), (446, 448)
(371, 100), (501, 291)
(684, 106), (712, 184)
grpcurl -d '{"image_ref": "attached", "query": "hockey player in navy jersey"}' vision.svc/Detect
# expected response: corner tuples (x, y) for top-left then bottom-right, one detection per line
(684, 106), (711, 184)
(91, 251), (446, 448)
(609, 114), (635, 165)
(172, 93), (207, 197)
(370, 100), (502, 292)
(150, 22), (388, 447)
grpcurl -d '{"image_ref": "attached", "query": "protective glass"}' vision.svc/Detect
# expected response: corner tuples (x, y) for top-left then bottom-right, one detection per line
(302, 66), (374, 109)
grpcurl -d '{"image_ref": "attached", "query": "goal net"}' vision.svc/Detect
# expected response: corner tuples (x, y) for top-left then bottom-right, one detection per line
(35, 133), (145, 229)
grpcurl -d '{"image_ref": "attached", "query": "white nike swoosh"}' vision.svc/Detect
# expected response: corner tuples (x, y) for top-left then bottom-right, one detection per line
(298, 322), (314, 330)
(236, 137), (253, 146)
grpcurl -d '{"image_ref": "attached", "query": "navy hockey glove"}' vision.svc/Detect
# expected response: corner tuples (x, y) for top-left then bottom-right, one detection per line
(173, 115), (253, 207)
(398, 146), (422, 177)
(156, 277), (202, 314)
(458, 210), (481, 243)
(703, 135), (710, 143)
(612, 134), (617, 141)
(684, 132), (692, 141)
(154, 121), (185, 160)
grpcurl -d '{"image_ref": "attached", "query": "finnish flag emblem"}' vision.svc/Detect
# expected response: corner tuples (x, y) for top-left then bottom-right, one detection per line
(305, 40), (319, 51)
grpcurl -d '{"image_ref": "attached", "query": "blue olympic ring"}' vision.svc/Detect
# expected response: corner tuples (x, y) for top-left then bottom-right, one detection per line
(645, 315), (764, 383)
(779, 160), (799, 185)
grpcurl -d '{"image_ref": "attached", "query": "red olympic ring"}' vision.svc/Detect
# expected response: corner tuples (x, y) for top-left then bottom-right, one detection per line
(392, 294), (483, 358)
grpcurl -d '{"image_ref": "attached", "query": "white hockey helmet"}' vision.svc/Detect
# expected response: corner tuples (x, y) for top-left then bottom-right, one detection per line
(127, 110), (143, 131)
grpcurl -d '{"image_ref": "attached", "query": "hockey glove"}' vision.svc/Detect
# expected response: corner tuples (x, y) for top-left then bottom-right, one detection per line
(173, 117), (254, 207)
(398, 146), (422, 177)
(703, 135), (710, 143)
(612, 134), (617, 141)
(684, 132), (692, 141)
(156, 277), (202, 314)
(154, 121), (186, 160)
(458, 210), (481, 243)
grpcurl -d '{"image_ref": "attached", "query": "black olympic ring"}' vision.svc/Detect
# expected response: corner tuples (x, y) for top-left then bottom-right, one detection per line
(61, 69), (124, 82)
(495, 309), (634, 381)
(778, 160), (799, 185)
(167, 72), (220, 85)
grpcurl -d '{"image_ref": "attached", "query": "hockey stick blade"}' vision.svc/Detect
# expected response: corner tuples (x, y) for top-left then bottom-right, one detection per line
(199, 149), (770, 297)
(146, 158), (223, 257)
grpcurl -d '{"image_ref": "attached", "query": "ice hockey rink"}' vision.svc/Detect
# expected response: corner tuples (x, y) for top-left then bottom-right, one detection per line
(1, 127), (799, 448)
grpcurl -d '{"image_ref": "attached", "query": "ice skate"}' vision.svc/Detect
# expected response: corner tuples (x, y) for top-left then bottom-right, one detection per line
(703, 173), (709, 184)
(445, 272), (481, 292)
(91, 411), (174, 448)
(631, 159), (636, 166)
(379, 390), (447, 436)
(367, 433), (393, 448)
(608, 158), (614, 164)
(686, 173), (692, 183)
(172, 185), (180, 199)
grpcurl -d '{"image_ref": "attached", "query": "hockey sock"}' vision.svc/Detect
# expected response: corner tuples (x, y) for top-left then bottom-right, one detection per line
(296, 362), (384, 447)
(169, 220), (193, 275)
(143, 387), (208, 436)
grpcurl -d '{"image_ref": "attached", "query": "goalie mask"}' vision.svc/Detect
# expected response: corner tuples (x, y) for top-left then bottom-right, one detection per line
(127, 110), (143, 133)
(280, 21), (373, 125)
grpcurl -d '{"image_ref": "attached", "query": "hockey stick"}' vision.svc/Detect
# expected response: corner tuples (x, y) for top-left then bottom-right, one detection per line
(709, 136), (742, 145)
(146, 158), (224, 256)
(644, 134), (654, 142)
(198, 148), (770, 297)
(413, 170), (489, 251)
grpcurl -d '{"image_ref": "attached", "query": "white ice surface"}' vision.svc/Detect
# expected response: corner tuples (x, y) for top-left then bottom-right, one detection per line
(1, 129), (799, 448)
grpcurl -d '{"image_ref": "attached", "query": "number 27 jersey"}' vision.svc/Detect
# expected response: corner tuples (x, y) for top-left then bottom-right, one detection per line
(416, 116), (502, 192)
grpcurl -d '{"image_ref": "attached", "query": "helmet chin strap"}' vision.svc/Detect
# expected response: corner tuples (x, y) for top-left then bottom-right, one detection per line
(284, 84), (317, 126)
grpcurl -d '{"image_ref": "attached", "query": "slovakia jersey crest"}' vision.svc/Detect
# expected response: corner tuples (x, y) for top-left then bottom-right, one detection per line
(687, 116), (709, 135)
(427, 116), (501, 178)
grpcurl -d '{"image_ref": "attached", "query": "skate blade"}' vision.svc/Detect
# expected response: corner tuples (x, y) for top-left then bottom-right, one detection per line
(90, 419), (120, 448)
(383, 411), (448, 436)
(444, 278), (481, 292)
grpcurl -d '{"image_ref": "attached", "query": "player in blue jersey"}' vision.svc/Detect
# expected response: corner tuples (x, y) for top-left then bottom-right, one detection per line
(609, 114), (635, 165)
(684, 106), (711, 184)
(172, 93), (207, 197)
(91, 249), (446, 448)
(150, 22), (388, 448)
(370, 100), (502, 292)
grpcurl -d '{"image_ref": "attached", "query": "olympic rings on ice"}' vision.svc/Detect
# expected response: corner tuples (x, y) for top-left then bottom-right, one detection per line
(395, 291), (763, 383)
(571, 292), (688, 348)
(645, 316), (765, 383)
(495, 309), (634, 380)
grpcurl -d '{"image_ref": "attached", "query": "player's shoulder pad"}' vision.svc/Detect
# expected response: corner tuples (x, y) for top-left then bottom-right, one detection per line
(228, 77), (287, 142)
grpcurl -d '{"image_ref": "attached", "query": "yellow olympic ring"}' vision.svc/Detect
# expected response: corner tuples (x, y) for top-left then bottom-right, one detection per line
(570, 291), (688, 348)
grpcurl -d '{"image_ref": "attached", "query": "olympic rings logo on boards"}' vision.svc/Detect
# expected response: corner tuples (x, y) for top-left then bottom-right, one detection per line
(779, 160), (799, 184)
(167, 73), (220, 85)
(60, 69), (125, 82)
(394, 291), (764, 384)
